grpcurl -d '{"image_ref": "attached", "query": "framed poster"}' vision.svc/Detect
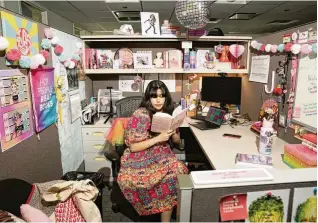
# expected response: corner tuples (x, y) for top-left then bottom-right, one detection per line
(1, 11), (39, 65)
(0, 70), (33, 152)
(140, 12), (160, 36)
(291, 187), (317, 222)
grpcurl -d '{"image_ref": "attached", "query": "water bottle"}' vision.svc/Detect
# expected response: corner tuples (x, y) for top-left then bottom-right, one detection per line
(259, 118), (274, 155)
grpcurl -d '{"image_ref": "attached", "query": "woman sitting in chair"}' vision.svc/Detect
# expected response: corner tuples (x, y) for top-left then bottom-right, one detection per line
(117, 80), (188, 222)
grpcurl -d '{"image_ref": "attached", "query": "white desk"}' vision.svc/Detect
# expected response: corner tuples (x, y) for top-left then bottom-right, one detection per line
(184, 118), (317, 189)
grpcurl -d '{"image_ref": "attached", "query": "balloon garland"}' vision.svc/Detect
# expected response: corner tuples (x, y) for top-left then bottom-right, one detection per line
(0, 27), (82, 70)
(251, 40), (317, 55)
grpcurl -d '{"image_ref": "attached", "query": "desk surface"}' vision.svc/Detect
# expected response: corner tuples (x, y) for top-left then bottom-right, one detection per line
(184, 118), (317, 188)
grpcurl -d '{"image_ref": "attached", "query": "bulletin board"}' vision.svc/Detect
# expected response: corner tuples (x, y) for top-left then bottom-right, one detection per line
(292, 49), (317, 132)
(0, 69), (33, 152)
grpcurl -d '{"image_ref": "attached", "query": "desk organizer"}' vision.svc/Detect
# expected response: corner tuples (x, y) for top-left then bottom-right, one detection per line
(283, 144), (317, 168)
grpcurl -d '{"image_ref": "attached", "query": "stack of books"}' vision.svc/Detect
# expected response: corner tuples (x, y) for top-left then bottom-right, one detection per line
(161, 26), (181, 36)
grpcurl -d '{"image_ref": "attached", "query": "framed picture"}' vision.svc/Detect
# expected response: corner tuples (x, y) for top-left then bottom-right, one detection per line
(1, 11), (39, 65)
(140, 12), (160, 36)
(133, 51), (153, 69)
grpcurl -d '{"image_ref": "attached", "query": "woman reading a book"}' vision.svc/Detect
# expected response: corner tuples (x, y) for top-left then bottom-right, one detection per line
(117, 80), (188, 222)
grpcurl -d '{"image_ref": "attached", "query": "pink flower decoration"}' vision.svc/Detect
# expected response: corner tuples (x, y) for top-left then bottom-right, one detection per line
(6, 49), (21, 61)
(44, 28), (54, 39)
(260, 44), (266, 52)
(270, 45), (278, 53)
(40, 50), (50, 60)
(54, 45), (63, 56)
(71, 59), (78, 66)
(301, 44), (312, 54)
(284, 42), (292, 52)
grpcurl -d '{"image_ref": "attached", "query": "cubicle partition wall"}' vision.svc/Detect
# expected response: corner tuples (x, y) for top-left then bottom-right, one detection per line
(177, 175), (316, 222)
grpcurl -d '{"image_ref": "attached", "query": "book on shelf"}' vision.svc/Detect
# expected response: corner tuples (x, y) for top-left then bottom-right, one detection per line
(235, 153), (273, 168)
(151, 107), (187, 133)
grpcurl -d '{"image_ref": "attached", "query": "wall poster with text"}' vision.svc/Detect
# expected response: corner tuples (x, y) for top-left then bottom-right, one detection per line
(30, 67), (56, 133)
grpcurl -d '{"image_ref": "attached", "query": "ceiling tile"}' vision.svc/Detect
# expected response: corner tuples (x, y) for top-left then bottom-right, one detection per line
(210, 3), (244, 18)
(35, 1), (78, 12)
(236, 4), (277, 14)
(83, 11), (115, 19)
(106, 2), (142, 11)
(69, 1), (109, 11)
(55, 11), (92, 23)
(265, 3), (310, 14)
(248, 1), (287, 5)
(142, 1), (176, 11)
(283, 1), (317, 6)
(79, 23), (106, 32)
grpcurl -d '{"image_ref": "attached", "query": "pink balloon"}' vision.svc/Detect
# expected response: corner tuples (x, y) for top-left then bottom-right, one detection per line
(301, 44), (312, 54)
(271, 45), (278, 53)
(229, 44), (245, 58)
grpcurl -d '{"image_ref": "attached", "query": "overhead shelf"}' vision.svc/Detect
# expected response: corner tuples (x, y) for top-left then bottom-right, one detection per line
(85, 68), (249, 74)
(81, 35), (252, 43)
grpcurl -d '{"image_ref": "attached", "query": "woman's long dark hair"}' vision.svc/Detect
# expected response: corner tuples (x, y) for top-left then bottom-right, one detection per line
(139, 80), (174, 119)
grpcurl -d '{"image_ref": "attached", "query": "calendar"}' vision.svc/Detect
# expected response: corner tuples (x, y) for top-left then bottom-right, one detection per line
(0, 70), (33, 152)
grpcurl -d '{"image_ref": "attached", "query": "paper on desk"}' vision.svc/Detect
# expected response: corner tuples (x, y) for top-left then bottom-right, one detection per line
(190, 168), (273, 185)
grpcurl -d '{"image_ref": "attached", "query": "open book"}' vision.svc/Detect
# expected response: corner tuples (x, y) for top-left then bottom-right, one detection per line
(151, 106), (187, 133)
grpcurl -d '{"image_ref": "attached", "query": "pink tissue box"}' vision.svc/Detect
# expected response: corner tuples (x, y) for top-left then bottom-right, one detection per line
(284, 144), (317, 168)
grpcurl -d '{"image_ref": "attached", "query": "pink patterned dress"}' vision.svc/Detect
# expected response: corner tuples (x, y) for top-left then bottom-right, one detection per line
(117, 108), (188, 216)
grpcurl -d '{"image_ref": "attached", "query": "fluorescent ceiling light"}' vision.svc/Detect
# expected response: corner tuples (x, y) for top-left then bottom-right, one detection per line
(229, 13), (258, 20)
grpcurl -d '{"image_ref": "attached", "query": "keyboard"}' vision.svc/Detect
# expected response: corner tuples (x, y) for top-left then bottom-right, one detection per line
(191, 115), (206, 121)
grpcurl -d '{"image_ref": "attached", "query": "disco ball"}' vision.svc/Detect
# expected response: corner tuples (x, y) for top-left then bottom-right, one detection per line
(175, 0), (212, 30)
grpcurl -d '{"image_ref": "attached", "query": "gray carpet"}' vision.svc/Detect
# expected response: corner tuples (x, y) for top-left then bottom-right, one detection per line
(102, 186), (133, 222)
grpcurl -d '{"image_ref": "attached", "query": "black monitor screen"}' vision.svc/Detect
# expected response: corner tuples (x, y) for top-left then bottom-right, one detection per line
(201, 77), (242, 105)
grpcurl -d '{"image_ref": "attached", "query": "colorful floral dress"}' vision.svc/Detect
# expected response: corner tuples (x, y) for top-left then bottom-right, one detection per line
(117, 107), (188, 216)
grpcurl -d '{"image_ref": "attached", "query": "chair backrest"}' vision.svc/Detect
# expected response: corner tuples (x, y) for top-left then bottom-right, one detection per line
(115, 96), (143, 118)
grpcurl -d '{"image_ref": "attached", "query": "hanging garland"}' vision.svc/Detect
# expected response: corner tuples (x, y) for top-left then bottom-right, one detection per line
(251, 40), (317, 55)
(0, 27), (82, 70)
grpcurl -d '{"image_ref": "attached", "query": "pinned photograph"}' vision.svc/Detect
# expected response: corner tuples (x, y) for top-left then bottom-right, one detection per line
(140, 12), (160, 36)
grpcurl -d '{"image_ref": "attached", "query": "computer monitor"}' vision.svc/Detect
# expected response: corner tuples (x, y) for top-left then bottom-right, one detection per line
(205, 106), (226, 126)
(201, 77), (242, 106)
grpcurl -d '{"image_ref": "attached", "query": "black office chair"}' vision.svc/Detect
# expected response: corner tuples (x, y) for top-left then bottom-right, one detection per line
(104, 96), (143, 220)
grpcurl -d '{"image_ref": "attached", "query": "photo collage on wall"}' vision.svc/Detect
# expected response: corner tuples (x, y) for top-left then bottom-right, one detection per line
(0, 70), (33, 152)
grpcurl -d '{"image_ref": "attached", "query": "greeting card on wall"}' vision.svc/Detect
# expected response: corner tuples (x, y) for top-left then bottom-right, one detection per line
(1, 11), (39, 65)
(30, 68), (56, 133)
(0, 70), (33, 152)
(70, 92), (81, 123)
(246, 189), (290, 223)
(291, 187), (317, 222)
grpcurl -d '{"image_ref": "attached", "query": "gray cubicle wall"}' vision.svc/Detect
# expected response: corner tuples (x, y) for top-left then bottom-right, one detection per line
(189, 181), (316, 222)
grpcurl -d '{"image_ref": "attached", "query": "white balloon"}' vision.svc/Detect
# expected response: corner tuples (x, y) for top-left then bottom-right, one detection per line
(291, 44), (301, 55)
(68, 61), (75, 69)
(35, 53), (46, 65)
(76, 42), (82, 49)
(265, 44), (272, 53)
(30, 56), (39, 69)
(51, 36), (60, 46)
(0, 36), (9, 51)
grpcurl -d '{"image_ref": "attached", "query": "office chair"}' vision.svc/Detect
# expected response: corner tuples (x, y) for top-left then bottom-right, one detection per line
(104, 96), (143, 221)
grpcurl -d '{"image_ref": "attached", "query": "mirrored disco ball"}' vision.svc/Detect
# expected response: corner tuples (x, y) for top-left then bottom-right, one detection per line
(175, 0), (212, 30)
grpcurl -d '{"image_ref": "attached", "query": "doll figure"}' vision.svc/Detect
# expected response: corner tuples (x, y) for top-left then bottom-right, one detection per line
(219, 45), (230, 62)
(153, 52), (163, 68)
(11, 79), (19, 103)
(144, 14), (157, 34)
(11, 112), (24, 140)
